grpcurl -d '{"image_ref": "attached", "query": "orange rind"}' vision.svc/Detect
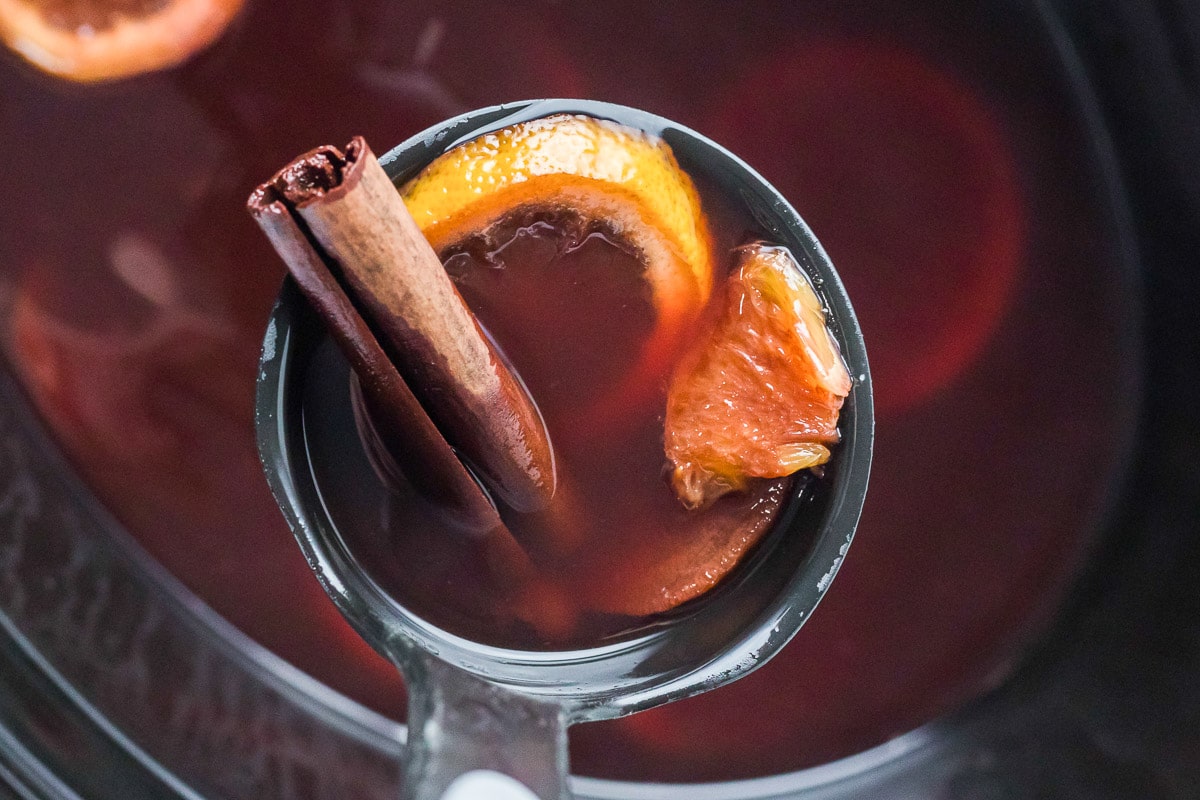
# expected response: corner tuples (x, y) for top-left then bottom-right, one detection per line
(403, 113), (715, 420)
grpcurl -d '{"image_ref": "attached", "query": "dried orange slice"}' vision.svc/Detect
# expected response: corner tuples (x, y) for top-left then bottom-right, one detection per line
(0, 0), (242, 82)
(403, 113), (714, 419)
(665, 243), (852, 509)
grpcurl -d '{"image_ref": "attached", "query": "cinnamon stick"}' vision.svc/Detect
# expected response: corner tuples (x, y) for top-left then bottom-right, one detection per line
(248, 138), (556, 517)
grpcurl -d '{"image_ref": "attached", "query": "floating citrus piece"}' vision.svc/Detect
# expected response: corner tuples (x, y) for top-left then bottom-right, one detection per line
(665, 243), (852, 509)
(403, 113), (714, 421)
(0, 0), (243, 82)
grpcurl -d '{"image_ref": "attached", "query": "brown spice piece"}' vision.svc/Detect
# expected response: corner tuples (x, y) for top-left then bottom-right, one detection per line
(248, 137), (556, 517)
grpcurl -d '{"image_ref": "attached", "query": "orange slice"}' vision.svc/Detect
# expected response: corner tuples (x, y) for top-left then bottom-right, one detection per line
(403, 113), (714, 420)
(665, 243), (852, 509)
(0, 0), (243, 82)
(586, 478), (792, 617)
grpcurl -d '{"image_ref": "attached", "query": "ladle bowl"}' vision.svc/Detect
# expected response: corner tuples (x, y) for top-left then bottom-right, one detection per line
(254, 99), (873, 800)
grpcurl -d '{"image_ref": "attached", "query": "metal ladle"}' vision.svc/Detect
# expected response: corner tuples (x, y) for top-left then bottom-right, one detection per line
(254, 99), (873, 800)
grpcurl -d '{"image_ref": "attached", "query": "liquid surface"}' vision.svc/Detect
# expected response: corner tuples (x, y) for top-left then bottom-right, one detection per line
(0, 0), (1134, 782)
(306, 215), (797, 649)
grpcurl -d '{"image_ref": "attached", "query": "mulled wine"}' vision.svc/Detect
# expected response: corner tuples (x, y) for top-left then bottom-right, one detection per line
(0, 0), (1135, 782)
(266, 111), (850, 651)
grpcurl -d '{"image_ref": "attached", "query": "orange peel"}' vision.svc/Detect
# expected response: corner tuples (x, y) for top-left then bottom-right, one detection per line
(402, 113), (715, 421)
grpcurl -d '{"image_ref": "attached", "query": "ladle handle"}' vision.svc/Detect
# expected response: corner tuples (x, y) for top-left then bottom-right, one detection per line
(402, 652), (572, 800)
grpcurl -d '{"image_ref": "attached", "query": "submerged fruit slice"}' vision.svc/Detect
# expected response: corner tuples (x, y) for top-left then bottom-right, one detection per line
(665, 244), (852, 509)
(403, 113), (714, 421)
(587, 478), (792, 617)
(0, 0), (243, 82)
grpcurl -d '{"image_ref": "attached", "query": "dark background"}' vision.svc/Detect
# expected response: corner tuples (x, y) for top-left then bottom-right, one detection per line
(955, 2), (1200, 797)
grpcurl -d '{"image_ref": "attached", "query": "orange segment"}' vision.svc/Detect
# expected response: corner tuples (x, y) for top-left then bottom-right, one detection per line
(402, 113), (714, 420)
(665, 243), (852, 509)
(0, 0), (243, 82)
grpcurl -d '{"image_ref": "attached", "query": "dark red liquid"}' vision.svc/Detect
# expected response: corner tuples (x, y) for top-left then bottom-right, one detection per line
(0, 0), (1132, 782)
(305, 215), (798, 649)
